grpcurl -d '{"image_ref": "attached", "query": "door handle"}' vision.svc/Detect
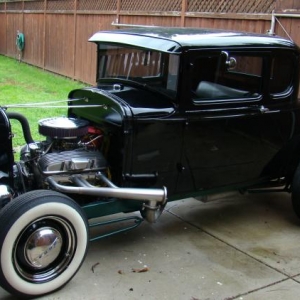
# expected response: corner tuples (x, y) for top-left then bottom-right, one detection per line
(251, 105), (279, 114)
(258, 105), (269, 114)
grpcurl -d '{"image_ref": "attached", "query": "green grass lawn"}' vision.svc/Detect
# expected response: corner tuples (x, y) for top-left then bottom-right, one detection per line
(0, 55), (86, 148)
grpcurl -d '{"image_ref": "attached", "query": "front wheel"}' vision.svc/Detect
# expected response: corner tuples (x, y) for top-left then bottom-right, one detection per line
(0, 190), (89, 298)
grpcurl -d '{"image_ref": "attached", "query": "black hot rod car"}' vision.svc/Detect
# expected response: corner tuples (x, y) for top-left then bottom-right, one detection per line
(1, 27), (300, 298)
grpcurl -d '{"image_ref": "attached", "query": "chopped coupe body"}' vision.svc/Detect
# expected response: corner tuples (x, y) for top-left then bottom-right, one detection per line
(71, 27), (300, 198)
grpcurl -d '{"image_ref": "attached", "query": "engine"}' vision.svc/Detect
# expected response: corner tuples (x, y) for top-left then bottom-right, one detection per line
(16, 116), (108, 195)
(0, 108), (167, 223)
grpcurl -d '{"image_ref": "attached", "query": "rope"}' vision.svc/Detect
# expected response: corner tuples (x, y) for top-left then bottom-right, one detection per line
(274, 17), (294, 42)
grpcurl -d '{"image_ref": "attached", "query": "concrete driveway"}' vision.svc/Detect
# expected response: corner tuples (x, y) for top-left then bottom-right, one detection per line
(1, 192), (300, 300)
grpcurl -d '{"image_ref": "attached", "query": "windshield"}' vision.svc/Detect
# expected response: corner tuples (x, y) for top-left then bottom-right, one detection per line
(97, 44), (180, 96)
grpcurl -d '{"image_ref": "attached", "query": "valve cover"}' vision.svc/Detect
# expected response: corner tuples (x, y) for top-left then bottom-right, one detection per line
(38, 149), (107, 174)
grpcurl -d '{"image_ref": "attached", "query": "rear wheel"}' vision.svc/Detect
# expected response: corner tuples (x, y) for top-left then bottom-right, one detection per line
(292, 164), (300, 218)
(0, 190), (89, 298)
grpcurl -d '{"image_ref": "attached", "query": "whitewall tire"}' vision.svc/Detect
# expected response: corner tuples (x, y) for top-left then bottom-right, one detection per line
(0, 190), (89, 298)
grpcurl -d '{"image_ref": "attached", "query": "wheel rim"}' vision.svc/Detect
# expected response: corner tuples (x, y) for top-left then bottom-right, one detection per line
(13, 216), (76, 283)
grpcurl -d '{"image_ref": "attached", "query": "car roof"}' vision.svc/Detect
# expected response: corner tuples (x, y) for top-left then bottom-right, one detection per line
(89, 27), (298, 53)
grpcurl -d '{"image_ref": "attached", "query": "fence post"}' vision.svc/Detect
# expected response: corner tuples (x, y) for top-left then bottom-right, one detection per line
(42, 0), (47, 70)
(181, 0), (187, 27)
(22, 1), (24, 33)
(116, 0), (121, 24)
(5, 1), (7, 55)
(73, 0), (78, 80)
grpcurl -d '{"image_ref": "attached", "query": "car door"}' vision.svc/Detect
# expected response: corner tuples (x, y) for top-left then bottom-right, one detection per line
(175, 49), (298, 194)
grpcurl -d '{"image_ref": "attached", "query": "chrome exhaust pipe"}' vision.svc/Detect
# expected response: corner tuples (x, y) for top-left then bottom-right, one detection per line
(46, 174), (167, 203)
(46, 174), (167, 222)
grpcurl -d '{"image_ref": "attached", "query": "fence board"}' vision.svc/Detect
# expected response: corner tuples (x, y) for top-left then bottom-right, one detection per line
(275, 17), (300, 45)
(44, 14), (74, 77)
(23, 13), (44, 67)
(74, 14), (114, 84)
(0, 0), (299, 85)
(6, 13), (23, 59)
(0, 11), (6, 54)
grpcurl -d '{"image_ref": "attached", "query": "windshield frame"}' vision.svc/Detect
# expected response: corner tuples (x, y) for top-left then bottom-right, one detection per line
(96, 43), (180, 97)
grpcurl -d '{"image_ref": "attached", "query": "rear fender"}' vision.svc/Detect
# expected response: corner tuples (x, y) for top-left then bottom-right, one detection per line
(261, 134), (300, 186)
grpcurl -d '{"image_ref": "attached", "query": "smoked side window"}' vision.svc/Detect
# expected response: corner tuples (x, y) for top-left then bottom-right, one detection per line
(270, 53), (294, 97)
(191, 52), (263, 103)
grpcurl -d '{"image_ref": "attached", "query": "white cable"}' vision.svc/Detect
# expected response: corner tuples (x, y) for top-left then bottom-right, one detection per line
(4, 104), (105, 109)
(4, 97), (85, 108)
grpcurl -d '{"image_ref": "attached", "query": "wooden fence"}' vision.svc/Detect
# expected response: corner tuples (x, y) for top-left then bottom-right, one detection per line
(0, 0), (299, 85)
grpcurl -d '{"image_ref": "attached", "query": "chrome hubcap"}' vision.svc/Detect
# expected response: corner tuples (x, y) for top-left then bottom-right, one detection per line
(24, 227), (63, 269)
(14, 216), (76, 283)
